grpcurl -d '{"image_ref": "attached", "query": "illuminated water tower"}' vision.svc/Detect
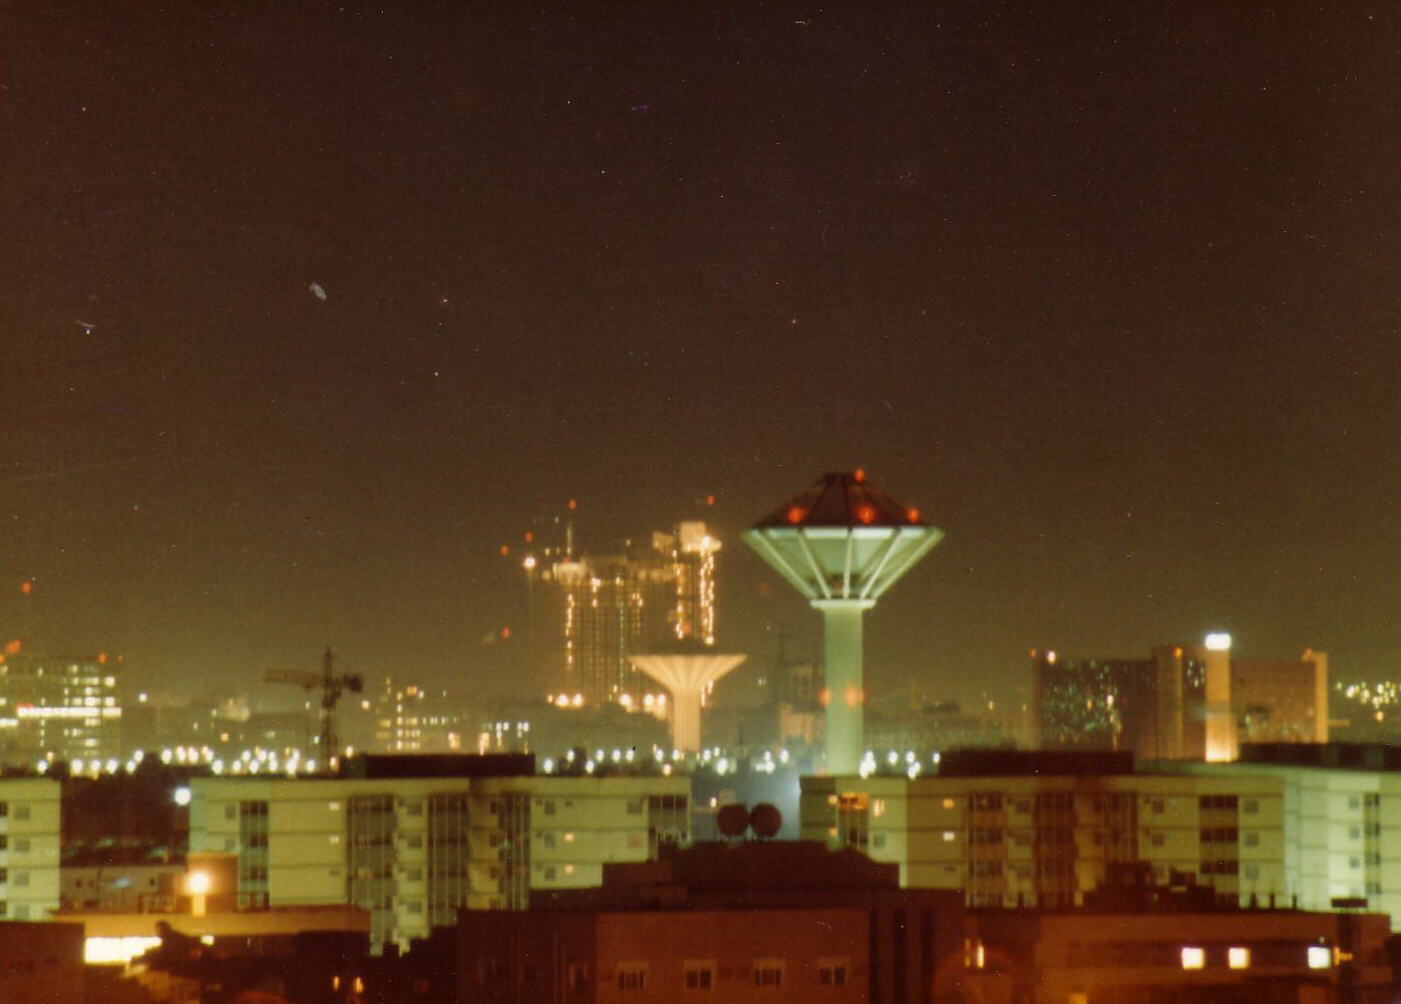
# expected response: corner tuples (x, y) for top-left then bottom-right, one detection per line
(743, 470), (943, 775)
(629, 642), (747, 755)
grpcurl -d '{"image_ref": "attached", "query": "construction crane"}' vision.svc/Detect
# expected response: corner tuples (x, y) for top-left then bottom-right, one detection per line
(264, 647), (363, 769)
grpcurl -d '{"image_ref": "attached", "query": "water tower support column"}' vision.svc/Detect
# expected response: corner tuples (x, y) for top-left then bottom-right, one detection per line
(815, 598), (874, 775)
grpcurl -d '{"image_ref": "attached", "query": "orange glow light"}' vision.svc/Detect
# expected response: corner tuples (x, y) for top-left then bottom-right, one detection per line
(818, 687), (831, 707)
(499, 544), (509, 556)
(4, 640), (20, 655)
(98, 653), (107, 665)
(501, 627), (511, 640)
(787, 506), (806, 525)
(568, 498), (578, 511)
(20, 581), (32, 596)
(524, 531), (534, 542)
(853, 468), (866, 482)
(857, 505), (876, 524)
(906, 508), (919, 522)
(705, 494), (715, 506)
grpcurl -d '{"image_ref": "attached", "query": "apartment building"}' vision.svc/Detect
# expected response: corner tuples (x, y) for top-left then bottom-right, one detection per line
(0, 776), (62, 922)
(188, 755), (689, 950)
(801, 745), (1401, 925)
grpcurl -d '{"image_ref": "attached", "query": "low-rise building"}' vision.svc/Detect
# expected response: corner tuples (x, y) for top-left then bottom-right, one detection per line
(964, 905), (1394, 1003)
(459, 841), (964, 1003)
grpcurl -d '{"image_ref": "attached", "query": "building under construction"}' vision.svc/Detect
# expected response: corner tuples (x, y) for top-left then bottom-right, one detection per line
(525, 521), (720, 708)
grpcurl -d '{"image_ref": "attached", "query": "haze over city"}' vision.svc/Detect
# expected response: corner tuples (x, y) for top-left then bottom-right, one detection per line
(5, 2), (1400, 709)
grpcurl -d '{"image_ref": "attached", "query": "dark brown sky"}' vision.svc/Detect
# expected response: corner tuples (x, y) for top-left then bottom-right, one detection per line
(3, 2), (1400, 705)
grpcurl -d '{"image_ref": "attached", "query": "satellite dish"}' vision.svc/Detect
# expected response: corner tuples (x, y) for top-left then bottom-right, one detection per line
(749, 803), (782, 840)
(716, 803), (749, 839)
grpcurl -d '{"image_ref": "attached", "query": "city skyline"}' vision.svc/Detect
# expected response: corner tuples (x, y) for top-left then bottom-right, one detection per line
(6, 4), (1401, 704)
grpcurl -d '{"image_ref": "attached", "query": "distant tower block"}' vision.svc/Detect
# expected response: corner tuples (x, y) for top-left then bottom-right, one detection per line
(628, 644), (747, 755)
(743, 471), (943, 775)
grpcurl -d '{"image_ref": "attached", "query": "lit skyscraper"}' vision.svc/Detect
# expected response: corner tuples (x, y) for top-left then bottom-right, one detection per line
(530, 522), (720, 707)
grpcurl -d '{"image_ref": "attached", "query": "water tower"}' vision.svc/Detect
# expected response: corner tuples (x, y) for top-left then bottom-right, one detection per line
(628, 642), (747, 755)
(743, 470), (942, 774)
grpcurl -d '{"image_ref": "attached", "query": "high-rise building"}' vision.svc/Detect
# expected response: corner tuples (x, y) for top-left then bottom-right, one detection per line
(530, 522), (720, 707)
(1031, 640), (1326, 761)
(0, 652), (123, 767)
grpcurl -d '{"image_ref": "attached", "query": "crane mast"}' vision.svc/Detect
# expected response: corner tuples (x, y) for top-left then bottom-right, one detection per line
(263, 647), (364, 770)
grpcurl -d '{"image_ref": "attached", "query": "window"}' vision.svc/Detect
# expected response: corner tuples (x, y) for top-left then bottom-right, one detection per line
(11, 872), (27, 888)
(1244, 831), (1259, 847)
(617, 963), (647, 991)
(566, 964), (588, 991)
(12, 806), (27, 821)
(683, 961), (715, 990)
(405, 800), (423, 816)
(544, 801), (557, 816)
(1180, 946), (1205, 970)
(1228, 947), (1251, 969)
(1349, 796), (1361, 810)
(1307, 945), (1331, 970)
(1243, 798), (1258, 814)
(225, 804), (236, 820)
(0, 803), (7, 817)
(0, 836), (7, 850)
(818, 960), (848, 986)
(12, 839), (25, 853)
(753, 960), (784, 987)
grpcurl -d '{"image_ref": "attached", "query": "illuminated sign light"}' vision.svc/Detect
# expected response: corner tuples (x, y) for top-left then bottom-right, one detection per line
(1204, 632), (1232, 652)
(86, 936), (162, 965)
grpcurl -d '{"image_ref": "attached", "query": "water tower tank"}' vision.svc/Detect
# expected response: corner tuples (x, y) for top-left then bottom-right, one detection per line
(743, 470), (942, 774)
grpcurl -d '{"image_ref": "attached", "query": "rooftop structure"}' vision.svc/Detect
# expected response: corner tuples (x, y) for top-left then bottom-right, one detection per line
(628, 643), (746, 754)
(744, 470), (942, 774)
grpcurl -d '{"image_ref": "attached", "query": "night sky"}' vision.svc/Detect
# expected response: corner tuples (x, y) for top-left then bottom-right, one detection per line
(4, 3), (1400, 707)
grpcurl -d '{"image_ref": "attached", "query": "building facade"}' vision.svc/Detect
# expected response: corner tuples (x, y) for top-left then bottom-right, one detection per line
(188, 760), (689, 950)
(0, 777), (63, 922)
(0, 653), (122, 767)
(800, 746), (1401, 927)
(459, 841), (964, 1004)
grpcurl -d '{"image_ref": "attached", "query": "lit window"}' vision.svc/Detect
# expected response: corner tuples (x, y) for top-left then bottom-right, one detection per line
(942, 798), (956, 809)
(1307, 945), (1331, 970)
(1228, 947), (1250, 969)
(617, 963), (647, 991)
(1181, 946), (1205, 970)
(683, 960), (716, 991)
(943, 831), (957, 842)
(753, 960), (784, 987)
